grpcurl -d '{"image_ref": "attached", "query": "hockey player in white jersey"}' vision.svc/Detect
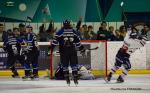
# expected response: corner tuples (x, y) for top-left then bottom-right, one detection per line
(105, 26), (147, 83)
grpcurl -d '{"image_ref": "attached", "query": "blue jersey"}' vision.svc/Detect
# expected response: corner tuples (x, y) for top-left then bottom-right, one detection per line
(26, 32), (38, 51)
(3, 35), (21, 54)
(17, 35), (26, 45)
(52, 28), (82, 48)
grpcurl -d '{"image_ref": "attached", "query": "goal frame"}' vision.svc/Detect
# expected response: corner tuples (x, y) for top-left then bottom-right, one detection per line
(49, 40), (108, 79)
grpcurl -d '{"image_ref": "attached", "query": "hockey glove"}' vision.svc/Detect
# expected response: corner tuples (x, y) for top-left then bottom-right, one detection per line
(3, 45), (7, 52)
(80, 49), (86, 56)
(79, 46), (88, 57)
(0, 48), (5, 52)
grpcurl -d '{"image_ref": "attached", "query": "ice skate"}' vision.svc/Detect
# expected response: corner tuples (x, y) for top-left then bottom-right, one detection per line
(73, 78), (78, 86)
(66, 78), (71, 86)
(104, 72), (112, 83)
(12, 74), (20, 78)
(72, 71), (79, 86)
(11, 72), (20, 78)
(116, 75), (124, 83)
(22, 76), (31, 81)
(31, 75), (39, 81)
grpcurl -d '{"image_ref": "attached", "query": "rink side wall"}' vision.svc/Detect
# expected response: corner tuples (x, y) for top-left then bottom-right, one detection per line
(0, 41), (150, 77)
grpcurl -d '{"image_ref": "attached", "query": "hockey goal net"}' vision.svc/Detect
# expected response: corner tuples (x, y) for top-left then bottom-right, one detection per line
(0, 40), (107, 78)
(49, 40), (108, 79)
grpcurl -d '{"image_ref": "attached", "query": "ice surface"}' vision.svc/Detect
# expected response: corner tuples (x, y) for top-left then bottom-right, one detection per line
(0, 75), (150, 93)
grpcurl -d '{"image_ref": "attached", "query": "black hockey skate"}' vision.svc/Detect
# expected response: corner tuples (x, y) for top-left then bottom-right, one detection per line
(72, 71), (79, 86)
(22, 75), (31, 81)
(32, 69), (39, 80)
(12, 72), (20, 78)
(104, 72), (112, 83)
(73, 78), (78, 86)
(22, 70), (32, 81)
(11, 67), (20, 78)
(12, 74), (20, 78)
(64, 70), (70, 86)
(116, 75), (124, 83)
(31, 75), (39, 81)
(66, 78), (71, 86)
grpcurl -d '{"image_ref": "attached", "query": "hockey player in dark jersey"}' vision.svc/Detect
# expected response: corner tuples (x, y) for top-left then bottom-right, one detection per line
(51, 20), (86, 86)
(22, 25), (39, 80)
(105, 26), (147, 83)
(3, 29), (21, 78)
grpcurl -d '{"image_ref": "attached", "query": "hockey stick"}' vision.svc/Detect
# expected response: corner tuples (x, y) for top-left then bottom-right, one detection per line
(86, 41), (102, 51)
(86, 46), (99, 51)
(120, 1), (127, 22)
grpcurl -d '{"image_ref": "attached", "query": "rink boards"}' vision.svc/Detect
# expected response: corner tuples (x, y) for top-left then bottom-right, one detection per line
(0, 41), (150, 77)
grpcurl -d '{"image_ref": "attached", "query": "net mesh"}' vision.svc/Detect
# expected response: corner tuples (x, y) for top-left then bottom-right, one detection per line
(0, 41), (107, 78)
(50, 40), (107, 78)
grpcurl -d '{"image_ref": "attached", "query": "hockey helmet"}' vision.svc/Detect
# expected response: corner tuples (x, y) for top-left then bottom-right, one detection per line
(130, 32), (138, 39)
(26, 25), (33, 31)
(7, 29), (13, 35)
(26, 25), (33, 29)
(63, 20), (71, 27)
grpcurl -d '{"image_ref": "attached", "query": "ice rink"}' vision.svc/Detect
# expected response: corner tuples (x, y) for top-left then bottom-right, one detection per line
(0, 75), (150, 93)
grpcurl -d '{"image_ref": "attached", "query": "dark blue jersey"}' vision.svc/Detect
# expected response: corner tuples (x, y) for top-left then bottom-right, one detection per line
(17, 35), (26, 45)
(26, 32), (38, 51)
(3, 35), (21, 54)
(52, 28), (82, 49)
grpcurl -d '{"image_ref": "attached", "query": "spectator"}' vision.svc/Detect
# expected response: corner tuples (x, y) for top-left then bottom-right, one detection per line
(146, 27), (150, 41)
(0, 24), (4, 42)
(46, 20), (54, 33)
(84, 25), (96, 40)
(0, 23), (7, 42)
(108, 26), (115, 41)
(82, 24), (88, 39)
(74, 18), (83, 39)
(78, 27), (84, 40)
(114, 29), (123, 41)
(38, 24), (48, 42)
(96, 21), (110, 40)
(119, 25), (127, 41)
(141, 24), (149, 35)
(76, 17), (82, 31)
(46, 21), (57, 40)
(140, 24), (150, 40)
(18, 23), (26, 36)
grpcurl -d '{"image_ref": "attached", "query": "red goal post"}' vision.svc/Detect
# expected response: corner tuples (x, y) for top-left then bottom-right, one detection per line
(49, 40), (108, 79)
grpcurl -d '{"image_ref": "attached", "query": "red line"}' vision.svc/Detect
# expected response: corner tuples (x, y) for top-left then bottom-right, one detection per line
(50, 42), (53, 79)
(81, 40), (108, 77)
(105, 41), (108, 77)
(81, 40), (105, 43)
